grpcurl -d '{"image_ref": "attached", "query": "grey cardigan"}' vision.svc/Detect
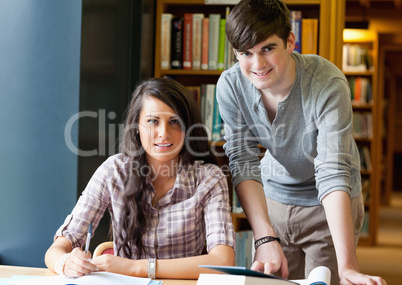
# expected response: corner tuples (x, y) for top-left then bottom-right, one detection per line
(216, 52), (362, 206)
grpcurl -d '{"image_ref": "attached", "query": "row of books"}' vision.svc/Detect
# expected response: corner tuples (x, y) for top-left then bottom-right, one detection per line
(353, 112), (373, 139)
(343, 44), (373, 72)
(360, 211), (370, 237)
(348, 76), (373, 104)
(361, 177), (371, 204)
(161, 10), (235, 71)
(161, 10), (319, 71)
(358, 145), (372, 171)
(232, 190), (243, 214)
(185, 84), (224, 140)
(235, 230), (254, 268)
(290, 11), (319, 55)
(232, 191), (255, 268)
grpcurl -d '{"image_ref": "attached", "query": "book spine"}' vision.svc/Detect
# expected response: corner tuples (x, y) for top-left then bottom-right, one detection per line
(343, 45), (371, 72)
(301, 18), (318, 54)
(232, 190), (243, 213)
(201, 17), (209, 70)
(290, 10), (302, 54)
(200, 84), (207, 121)
(217, 18), (226, 70)
(360, 77), (368, 104)
(171, 17), (183, 69)
(363, 145), (372, 171)
(366, 78), (372, 103)
(204, 84), (216, 140)
(192, 13), (204, 70)
(348, 77), (355, 102)
(183, 13), (193, 70)
(208, 14), (221, 70)
(161, 13), (173, 69)
(224, 6), (232, 70)
(185, 86), (201, 106)
(354, 77), (361, 103)
(212, 88), (222, 140)
(245, 231), (253, 268)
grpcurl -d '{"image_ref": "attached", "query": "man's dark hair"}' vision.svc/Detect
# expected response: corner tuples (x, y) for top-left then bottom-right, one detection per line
(226, 0), (291, 51)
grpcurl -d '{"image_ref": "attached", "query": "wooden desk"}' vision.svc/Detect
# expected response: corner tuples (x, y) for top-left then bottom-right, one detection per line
(0, 265), (197, 285)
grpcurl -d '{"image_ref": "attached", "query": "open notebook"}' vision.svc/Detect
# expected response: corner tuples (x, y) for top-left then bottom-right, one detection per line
(5, 272), (162, 285)
(198, 265), (331, 285)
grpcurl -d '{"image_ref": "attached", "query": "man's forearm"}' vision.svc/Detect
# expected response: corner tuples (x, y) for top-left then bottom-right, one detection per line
(322, 190), (360, 278)
(236, 180), (276, 239)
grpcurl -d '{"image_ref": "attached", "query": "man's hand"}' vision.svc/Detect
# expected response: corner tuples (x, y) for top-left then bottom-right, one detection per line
(340, 270), (387, 285)
(250, 240), (288, 278)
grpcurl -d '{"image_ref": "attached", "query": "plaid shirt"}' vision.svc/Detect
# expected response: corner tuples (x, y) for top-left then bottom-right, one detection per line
(55, 153), (235, 259)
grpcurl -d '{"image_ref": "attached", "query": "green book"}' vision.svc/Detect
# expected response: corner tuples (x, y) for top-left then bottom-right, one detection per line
(217, 18), (226, 70)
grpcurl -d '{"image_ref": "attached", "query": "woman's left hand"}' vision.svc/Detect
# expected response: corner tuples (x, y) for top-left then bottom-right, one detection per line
(91, 254), (145, 277)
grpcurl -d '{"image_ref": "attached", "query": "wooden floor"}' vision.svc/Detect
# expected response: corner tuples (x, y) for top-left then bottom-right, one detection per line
(356, 191), (402, 285)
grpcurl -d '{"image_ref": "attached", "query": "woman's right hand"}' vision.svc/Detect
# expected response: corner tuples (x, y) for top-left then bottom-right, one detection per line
(63, 247), (98, 278)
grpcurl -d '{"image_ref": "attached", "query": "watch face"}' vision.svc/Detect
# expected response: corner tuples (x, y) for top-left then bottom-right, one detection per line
(148, 258), (156, 279)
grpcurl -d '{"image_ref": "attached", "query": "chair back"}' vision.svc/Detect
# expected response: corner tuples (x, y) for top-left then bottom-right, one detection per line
(93, 241), (114, 257)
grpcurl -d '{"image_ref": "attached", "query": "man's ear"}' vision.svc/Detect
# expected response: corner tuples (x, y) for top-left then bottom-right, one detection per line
(287, 32), (296, 53)
(233, 48), (239, 60)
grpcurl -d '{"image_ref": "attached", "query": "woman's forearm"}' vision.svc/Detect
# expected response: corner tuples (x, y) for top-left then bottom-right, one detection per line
(44, 237), (73, 272)
(154, 244), (235, 279)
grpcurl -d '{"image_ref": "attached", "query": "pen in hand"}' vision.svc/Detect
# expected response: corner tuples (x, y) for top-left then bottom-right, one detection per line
(85, 222), (92, 255)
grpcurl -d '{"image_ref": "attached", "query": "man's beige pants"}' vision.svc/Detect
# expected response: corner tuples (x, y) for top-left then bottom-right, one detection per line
(266, 194), (365, 285)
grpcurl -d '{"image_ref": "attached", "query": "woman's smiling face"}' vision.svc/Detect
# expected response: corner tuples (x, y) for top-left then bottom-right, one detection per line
(138, 95), (185, 166)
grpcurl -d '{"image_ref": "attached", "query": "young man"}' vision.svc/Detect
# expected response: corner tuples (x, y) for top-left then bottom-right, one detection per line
(216, 0), (386, 284)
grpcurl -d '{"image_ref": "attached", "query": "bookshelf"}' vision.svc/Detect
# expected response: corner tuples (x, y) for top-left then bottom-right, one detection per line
(377, 45), (402, 206)
(154, 0), (346, 233)
(154, 0), (345, 77)
(343, 29), (380, 246)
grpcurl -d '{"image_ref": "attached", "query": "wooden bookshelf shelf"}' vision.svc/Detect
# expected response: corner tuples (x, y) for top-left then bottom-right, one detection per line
(344, 71), (375, 76)
(158, 69), (223, 76)
(343, 28), (380, 246)
(352, 103), (373, 110)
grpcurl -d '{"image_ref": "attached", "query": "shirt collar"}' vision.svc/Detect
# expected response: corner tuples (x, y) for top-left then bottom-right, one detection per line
(146, 158), (198, 207)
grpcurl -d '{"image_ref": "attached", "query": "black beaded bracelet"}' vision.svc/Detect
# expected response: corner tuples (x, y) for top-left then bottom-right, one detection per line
(254, 236), (281, 250)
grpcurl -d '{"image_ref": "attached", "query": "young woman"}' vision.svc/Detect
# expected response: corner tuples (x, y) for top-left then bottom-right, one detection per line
(45, 78), (235, 279)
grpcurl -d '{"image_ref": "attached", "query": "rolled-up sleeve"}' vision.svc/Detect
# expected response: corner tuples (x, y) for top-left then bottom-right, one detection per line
(55, 159), (112, 248)
(314, 78), (357, 202)
(202, 167), (235, 252)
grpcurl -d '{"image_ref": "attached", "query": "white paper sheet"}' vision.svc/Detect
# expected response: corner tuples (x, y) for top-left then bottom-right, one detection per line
(7, 272), (152, 285)
(291, 266), (331, 285)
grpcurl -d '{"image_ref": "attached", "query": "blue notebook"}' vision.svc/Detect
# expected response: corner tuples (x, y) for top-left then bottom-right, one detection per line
(199, 265), (297, 282)
(198, 265), (330, 285)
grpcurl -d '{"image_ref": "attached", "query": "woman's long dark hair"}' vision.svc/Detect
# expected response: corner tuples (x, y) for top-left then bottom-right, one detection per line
(115, 78), (217, 259)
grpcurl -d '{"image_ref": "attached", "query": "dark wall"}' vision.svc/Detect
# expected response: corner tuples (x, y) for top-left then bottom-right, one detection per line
(77, 0), (155, 249)
(0, 1), (82, 267)
(0, 0), (155, 267)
